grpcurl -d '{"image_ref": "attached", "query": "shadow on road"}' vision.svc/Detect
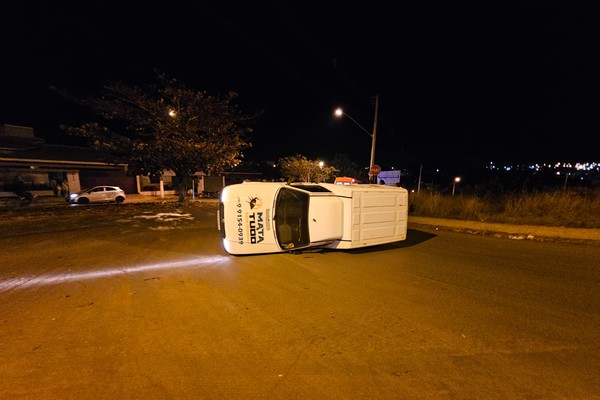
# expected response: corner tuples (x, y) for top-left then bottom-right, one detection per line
(290, 228), (437, 256)
(345, 228), (437, 254)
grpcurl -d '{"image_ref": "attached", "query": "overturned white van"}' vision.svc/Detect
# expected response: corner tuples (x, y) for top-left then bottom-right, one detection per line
(217, 182), (408, 255)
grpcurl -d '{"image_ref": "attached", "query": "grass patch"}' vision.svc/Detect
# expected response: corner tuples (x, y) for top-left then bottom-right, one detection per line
(409, 189), (600, 229)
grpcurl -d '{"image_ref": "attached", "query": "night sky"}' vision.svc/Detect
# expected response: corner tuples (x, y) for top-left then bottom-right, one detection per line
(2, 1), (600, 170)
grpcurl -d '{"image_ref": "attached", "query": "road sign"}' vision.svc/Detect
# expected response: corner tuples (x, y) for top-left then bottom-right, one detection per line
(369, 165), (381, 175)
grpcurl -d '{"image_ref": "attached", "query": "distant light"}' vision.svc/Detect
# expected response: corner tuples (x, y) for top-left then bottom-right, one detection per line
(168, 109), (177, 117)
(334, 108), (343, 117)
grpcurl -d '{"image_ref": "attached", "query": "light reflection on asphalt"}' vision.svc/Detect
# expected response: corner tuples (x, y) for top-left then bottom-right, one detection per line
(0, 256), (230, 293)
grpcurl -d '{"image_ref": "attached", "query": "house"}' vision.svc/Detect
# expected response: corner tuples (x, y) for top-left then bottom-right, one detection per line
(0, 124), (132, 198)
(0, 124), (261, 200)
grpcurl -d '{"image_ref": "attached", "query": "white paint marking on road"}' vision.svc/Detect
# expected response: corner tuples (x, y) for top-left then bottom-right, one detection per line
(133, 212), (194, 222)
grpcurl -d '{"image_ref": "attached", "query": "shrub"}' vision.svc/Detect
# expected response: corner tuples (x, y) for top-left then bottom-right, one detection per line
(409, 189), (600, 228)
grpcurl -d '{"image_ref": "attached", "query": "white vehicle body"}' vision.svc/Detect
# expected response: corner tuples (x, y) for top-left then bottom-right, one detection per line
(218, 182), (408, 255)
(69, 185), (126, 204)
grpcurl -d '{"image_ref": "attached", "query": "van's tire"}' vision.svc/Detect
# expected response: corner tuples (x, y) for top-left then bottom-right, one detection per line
(78, 197), (89, 204)
(115, 196), (125, 203)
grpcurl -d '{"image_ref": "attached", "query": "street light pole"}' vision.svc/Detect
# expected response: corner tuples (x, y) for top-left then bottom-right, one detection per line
(369, 95), (379, 182)
(334, 94), (379, 183)
(452, 177), (461, 196)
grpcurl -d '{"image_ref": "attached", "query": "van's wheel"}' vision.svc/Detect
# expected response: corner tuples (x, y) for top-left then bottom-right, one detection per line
(78, 197), (89, 204)
(115, 196), (125, 203)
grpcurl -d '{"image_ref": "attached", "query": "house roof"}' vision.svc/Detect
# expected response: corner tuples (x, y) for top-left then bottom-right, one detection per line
(0, 124), (127, 170)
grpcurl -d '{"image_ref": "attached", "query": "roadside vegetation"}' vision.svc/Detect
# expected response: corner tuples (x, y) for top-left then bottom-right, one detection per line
(409, 189), (600, 229)
(58, 71), (253, 202)
(278, 155), (338, 183)
(52, 69), (598, 232)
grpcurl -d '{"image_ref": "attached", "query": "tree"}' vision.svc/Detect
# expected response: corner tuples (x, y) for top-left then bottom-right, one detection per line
(60, 72), (253, 199)
(278, 155), (338, 183)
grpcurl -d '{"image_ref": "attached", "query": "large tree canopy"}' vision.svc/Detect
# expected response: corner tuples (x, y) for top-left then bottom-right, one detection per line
(279, 155), (338, 183)
(60, 73), (253, 179)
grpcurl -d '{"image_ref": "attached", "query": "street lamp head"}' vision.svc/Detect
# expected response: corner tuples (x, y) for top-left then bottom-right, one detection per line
(332, 96), (379, 183)
(333, 107), (372, 138)
(455, 177), (461, 183)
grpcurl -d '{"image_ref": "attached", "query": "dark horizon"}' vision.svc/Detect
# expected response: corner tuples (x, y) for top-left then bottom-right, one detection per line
(2, 2), (600, 169)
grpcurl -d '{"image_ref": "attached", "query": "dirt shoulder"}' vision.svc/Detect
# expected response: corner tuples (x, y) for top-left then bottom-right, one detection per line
(409, 216), (600, 243)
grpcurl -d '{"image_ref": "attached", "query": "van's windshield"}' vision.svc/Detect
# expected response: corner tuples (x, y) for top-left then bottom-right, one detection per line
(274, 187), (310, 249)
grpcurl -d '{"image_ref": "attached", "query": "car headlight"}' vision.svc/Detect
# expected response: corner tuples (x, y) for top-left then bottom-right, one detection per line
(69, 194), (78, 199)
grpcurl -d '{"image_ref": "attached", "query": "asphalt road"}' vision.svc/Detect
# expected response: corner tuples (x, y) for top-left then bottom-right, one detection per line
(1, 201), (599, 399)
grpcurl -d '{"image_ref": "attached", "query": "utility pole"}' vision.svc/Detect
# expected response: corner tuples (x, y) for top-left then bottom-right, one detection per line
(369, 95), (379, 183)
(417, 164), (423, 193)
(334, 95), (379, 183)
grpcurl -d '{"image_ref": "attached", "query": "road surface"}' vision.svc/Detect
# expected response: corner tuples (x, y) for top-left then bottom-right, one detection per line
(1, 202), (599, 399)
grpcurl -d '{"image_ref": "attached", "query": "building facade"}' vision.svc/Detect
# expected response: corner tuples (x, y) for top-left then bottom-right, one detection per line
(0, 124), (132, 198)
(0, 124), (260, 200)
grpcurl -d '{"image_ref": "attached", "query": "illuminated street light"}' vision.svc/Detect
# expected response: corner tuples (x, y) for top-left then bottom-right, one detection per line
(307, 160), (326, 182)
(452, 177), (461, 196)
(334, 95), (379, 182)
